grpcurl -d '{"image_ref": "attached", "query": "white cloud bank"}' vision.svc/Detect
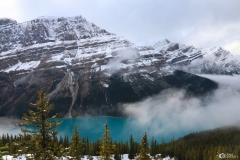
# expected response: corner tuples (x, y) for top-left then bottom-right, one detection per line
(0, 118), (22, 135)
(123, 75), (240, 140)
(1, 75), (240, 141)
(107, 48), (138, 74)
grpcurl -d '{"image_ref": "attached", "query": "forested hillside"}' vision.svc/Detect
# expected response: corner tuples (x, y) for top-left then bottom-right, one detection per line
(1, 125), (240, 159)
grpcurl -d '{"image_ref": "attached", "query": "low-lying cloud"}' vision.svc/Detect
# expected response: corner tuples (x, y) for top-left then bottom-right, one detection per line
(107, 48), (138, 74)
(0, 117), (22, 135)
(123, 75), (240, 140)
(1, 75), (240, 142)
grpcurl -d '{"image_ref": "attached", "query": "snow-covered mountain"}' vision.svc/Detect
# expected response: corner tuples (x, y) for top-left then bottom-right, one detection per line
(0, 16), (222, 118)
(1, 17), (239, 76)
(0, 16), (130, 72)
(0, 16), (174, 76)
(153, 39), (240, 75)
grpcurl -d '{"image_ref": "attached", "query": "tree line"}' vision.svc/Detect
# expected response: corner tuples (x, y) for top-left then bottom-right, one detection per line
(0, 90), (151, 160)
(1, 90), (240, 159)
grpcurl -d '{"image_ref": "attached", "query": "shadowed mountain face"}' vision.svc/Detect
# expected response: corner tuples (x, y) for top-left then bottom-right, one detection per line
(0, 16), (220, 118)
(0, 69), (217, 118)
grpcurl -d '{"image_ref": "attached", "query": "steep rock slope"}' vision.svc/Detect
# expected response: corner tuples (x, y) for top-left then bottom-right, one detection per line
(0, 16), (218, 118)
(153, 39), (240, 75)
(0, 18), (17, 26)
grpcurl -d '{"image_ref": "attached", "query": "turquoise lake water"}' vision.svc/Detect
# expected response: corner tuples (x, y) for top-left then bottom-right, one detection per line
(11, 116), (204, 142)
(52, 117), (198, 142)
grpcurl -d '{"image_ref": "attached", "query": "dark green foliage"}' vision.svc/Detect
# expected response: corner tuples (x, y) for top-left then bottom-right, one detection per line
(68, 124), (84, 159)
(1, 126), (240, 160)
(63, 135), (70, 148)
(82, 137), (88, 156)
(15, 90), (62, 159)
(2, 98), (240, 160)
(128, 134), (135, 159)
(113, 141), (121, 160)
(0, 139), (9, 159)
(0, 134), (20, 155)
(52, 132), (65, 157)
(138, 132), (151, 160)
(150, 137), (158, 156)
(99, 123), (115, 160)
(161, 126), (240, 160)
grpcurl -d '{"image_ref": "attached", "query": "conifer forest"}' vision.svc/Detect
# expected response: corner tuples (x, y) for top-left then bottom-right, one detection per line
(1, 91), (240, 160)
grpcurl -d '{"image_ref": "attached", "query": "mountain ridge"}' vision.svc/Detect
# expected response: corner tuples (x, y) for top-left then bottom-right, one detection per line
(153, 39), (240, 75)
(1, 16), (239, 75)
(1, 15), (235, 118)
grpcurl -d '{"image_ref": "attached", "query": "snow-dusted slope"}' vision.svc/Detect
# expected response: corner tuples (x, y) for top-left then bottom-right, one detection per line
(0, 16), (172, 76)
(1, 17), (238, 75)
(0, 16), (219, 118)
(0, 16), (174, 118)
(153, 39), (240, 75)
(0, 16), (132, 73)
(0, 16), (110, 52)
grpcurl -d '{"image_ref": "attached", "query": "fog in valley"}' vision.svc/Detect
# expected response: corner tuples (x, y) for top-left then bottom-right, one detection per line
(1, 74), (240, 141)
(0, 118), (22, 135)
(123, 74), (240, 140)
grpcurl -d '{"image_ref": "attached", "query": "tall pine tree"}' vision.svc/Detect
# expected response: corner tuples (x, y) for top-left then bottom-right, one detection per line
(99, 123), (115, 160)
(68, 124), (84, 159)
(16, 90), (62, 159)
(113, 141), (121, 160)
(150, 136), (157, 157)
(52, 131), (65, 158)
(128, 134), (135, 159)
(138, 132), (151, 160)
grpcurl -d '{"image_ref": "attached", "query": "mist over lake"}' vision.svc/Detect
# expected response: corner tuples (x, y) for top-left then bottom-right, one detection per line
(2, 75), (240, 143)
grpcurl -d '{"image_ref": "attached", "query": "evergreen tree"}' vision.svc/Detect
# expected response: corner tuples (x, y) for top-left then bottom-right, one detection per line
(16, 90), (62, 159)
(0, 138), (9, 160)
(134, 141), (140, 157)
(94, 140), (100, 156)
(99, 123), (115, 160)
(59, 135), (64, 146)
(150, 136), (157, 157)
(52, 131), (65, 158)
(138, 132), (151, 160)
(159, 138), (166, 157)
(89, 141), (95, 156)
(68, 124), (84, 159)
(128, 134), (135, 159)
(113, 141), (121, 160)
(82, 137), (89, 156)
(233, 145), (240, 159)
(64, 135), (69, 148)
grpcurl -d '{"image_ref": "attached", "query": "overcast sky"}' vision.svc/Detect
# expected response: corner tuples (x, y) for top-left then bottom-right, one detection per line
(1, 0), (240, 56)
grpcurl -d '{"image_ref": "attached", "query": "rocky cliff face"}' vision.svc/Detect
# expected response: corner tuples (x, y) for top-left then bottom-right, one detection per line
(0, 18), (17, 26)
(153, 39), (240, 75)
(0, 16), (224, 118)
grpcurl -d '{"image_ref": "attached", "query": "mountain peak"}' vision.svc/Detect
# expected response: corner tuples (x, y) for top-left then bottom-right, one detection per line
(0, 15), (113, 53)
(33, 15), (87, 23)
(154, 39), (170, 46)
(0, 15), (237, 118)
(0, 18), (17, 26)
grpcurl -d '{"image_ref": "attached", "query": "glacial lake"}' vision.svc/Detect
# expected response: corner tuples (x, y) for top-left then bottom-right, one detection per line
(10, 116), (205, 142)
